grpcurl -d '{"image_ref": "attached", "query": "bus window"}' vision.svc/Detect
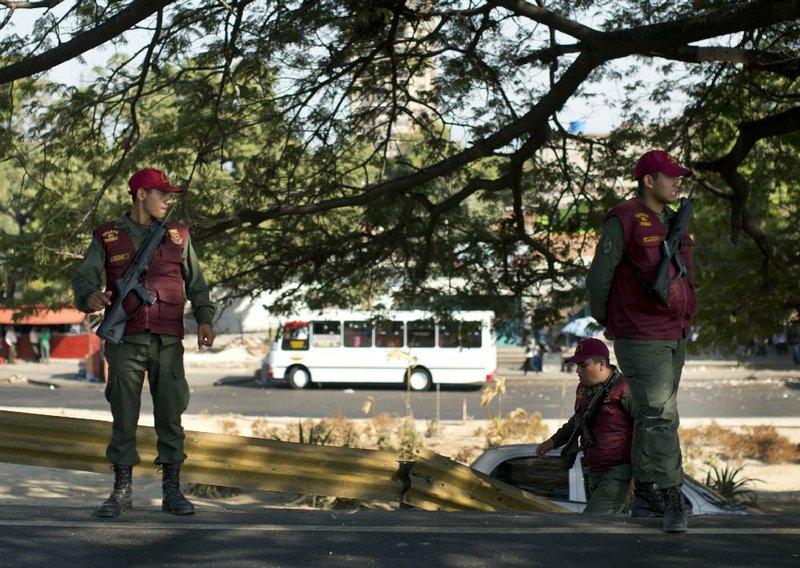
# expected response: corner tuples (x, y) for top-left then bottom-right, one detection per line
(281, 322), (309, 351)
(461, 321), (482, 348)
(344, 321), (372, 348)
(375, 320), (404, 348)
(438, 321), (459, 348)
(312, 321), (342, 348)
(408, 319), (435, 348)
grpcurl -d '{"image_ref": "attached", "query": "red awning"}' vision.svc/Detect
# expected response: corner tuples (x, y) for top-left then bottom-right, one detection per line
(0, 307), (87, 326)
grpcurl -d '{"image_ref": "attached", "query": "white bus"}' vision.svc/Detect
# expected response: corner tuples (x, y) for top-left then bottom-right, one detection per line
(260, 310), (497, 391)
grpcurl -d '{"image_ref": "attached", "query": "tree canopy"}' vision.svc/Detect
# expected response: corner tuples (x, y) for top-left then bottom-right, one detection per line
(1, 0), (799, 348)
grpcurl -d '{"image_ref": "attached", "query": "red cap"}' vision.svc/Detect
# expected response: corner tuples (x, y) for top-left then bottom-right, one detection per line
(565, 338), (609, 364)
(634, 150), (692, 179)
(128, 168), (184, 195)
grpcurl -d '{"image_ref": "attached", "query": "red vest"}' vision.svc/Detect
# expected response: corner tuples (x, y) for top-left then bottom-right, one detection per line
(94, 221), (189, 338)
(574, 376), (633, 473)
(605, 199), (697, 339)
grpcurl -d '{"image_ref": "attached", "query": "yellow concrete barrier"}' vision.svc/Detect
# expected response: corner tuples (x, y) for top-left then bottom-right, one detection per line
(0, 410), (566, 512)
(404, 448), (568, 512)
(0, 410), (402, 502)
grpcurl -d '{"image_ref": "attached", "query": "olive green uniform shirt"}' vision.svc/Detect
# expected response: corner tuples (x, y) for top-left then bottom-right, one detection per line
(72, 214), (215, 342)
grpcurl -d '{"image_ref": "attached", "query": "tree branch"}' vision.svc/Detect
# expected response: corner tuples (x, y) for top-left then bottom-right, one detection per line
(0, 0), (176, 85)
(198, 52), (600, 239)
(652, 46), (800, 79)
(0, 1), (62, 8)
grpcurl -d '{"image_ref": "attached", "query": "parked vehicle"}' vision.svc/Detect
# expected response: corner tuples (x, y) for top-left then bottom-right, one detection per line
(471, 443), (750, 514)
(259, 310), (497, 391)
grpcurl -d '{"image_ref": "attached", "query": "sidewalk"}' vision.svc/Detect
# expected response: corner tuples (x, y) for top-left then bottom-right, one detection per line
(496, 346), (800, 382)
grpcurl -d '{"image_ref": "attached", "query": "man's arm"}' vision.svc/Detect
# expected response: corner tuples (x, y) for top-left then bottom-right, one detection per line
(620, 386), (637, 418)
(586, 216), (624, 326)
(72, 237), (112, 313)
(536, 414), (577, 456)
(182, 233), (216, 349)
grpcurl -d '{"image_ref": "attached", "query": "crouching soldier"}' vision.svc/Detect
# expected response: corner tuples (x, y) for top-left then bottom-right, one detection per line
(536, 338), (635, 514)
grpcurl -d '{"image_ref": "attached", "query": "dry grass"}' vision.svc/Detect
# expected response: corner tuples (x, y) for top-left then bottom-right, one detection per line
(475, 407), (549, 448)
(216, 416), (241, 436)
(681, 422), (799, 464)
(248, 413), (423, 456)
(736, 426), (799, 463)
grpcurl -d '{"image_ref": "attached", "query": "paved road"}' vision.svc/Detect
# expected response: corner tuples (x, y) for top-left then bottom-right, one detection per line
(0, 505), (798, 568)
(1, 360), (798, 421)
(1, 360), (798, 567)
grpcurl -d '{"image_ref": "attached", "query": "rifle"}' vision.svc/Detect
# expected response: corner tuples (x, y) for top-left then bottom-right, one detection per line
(647, 188), (695, 307)
(560, 371), (620, 468)
(96, 209), (173, 345)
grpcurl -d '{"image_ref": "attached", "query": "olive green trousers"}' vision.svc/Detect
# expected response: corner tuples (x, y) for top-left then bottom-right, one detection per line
(585, 463), (633, 514)
(103, 333), (189, 466)
(613, 337), (686, 490)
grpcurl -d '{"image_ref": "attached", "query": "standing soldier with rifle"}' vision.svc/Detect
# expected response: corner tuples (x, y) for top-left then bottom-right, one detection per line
(536, 338), (634, 514)
(73, 168), (216, 518)
(587, 150), (697, 533)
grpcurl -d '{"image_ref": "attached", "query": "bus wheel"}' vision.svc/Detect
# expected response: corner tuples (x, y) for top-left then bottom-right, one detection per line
(407, 367), (432, 392)
(287, 366), (311, 389)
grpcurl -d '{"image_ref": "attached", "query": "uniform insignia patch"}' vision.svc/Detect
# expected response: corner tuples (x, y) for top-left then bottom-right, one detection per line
(102, 229), (119, 243)
(634, 212), (652, 227)
(643, 235), (661, 244)
(109, 253), (130, 264)
(168, 228), (183, 245)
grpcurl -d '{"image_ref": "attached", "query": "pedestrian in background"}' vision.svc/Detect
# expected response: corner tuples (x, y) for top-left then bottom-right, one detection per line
(532, 343), (545, 373)
(39, 327), (51, 363)
(787, 325), (800, 366)
(73, 168), (216, 519)
(29, 327), (41, 362)
(521, 339), (535, 375)
(586, 149), (696, 533)
(4, 327), (18, 364)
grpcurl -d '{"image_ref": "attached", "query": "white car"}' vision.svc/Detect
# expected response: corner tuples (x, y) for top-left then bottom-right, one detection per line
(471, 443), (750, 515)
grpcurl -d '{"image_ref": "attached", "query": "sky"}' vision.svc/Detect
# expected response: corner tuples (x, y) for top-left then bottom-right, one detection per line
(5, 6), (678, 139)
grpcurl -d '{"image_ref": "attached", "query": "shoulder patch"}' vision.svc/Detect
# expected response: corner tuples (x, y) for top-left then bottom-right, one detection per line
(168, 228), (184, 245)
(634, 212), (652, 227)
(101, 229), (119, 243)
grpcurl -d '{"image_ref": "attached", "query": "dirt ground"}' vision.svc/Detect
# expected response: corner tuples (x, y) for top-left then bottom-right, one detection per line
(0, 407), (797, 514)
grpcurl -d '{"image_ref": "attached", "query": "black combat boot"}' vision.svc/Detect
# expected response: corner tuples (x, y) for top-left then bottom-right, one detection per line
(161, 463), (195, 515)
(662, 485), (688, 533)
(96, 464), (133, 518)
(631, 481), (665, 518)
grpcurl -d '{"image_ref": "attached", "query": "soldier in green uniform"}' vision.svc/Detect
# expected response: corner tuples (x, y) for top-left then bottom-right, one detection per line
(73, 168), (216, 518)
(586, 150), (696, 533)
